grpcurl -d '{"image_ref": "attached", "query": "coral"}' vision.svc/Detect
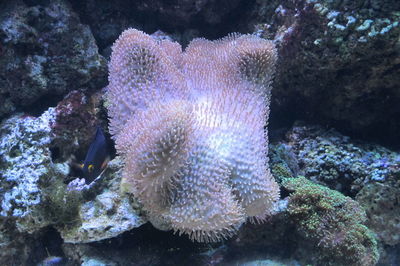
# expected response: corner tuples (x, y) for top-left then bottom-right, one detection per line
(107, 29), (279, 242)
(40, 177), (83, 227)
(283, 123), (400, 195)
(0, 108), (69, 232)
(0, 106), (145, 248)
(59, 158), (146, 243)
(269, 143), (299, 183)
(283, 177), (379, 266)
(0, 0), (107, 119)
(356, 176), (400, 245)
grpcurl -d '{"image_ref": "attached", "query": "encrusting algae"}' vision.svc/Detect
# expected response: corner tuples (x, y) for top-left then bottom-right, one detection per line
(283, 177), (379, 266)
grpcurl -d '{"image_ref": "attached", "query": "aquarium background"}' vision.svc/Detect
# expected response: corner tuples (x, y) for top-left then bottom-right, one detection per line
(0, 0), (399, 265)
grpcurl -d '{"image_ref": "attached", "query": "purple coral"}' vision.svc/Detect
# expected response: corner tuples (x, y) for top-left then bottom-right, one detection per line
(107, 29), (279, 242)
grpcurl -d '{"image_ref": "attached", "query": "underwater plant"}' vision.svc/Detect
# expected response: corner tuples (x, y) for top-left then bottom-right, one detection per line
(106, 29), (279, 242)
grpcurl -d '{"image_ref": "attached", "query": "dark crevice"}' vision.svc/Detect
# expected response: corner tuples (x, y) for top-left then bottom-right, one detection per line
(20, 94), (64, 117)
(69, 0), (257, 52)
(27, 227), (66, 265)
(49, 146), (61, 162)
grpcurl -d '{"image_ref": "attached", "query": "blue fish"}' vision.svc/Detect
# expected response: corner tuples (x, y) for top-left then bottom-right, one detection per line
(80, 127), (110, 183)
(38, 256), (64, 266)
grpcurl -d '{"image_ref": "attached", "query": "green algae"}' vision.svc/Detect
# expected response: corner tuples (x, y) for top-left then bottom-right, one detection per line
(283, 177), (379, 266)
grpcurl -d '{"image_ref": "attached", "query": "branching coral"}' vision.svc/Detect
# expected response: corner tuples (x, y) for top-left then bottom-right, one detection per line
(107, 29), (279, 242)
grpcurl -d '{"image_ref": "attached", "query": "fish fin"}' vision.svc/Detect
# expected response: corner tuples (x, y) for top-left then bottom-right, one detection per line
(100, 156), (111, 170)
(69, 161), (84, 170)
(67, 155), (83, 169)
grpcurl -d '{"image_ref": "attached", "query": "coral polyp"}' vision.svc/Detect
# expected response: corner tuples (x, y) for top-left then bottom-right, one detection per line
(107, 29), (279, 242)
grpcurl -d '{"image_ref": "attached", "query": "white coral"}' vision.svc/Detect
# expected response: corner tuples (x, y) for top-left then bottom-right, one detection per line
(107, 29), (279, 242)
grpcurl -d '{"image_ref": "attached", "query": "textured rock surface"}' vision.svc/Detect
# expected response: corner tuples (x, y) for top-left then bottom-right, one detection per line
(69, 0), (142, 54)
(0, 108), (69, 232)
(229, 200), (297, 261)
(59, 158), (146, 243)
(0, 222), (34, 265)
(0, 0), (107, 119)
(282, 123), (400, 195)
(64, 240), (301, 266)
(356, 177), (400, 246)
(62, 225), (205, 266)
(231, 175), (380, 266)
(51, 90), (105, 160)
(69, 0), (256, 57)
(245, 0), (400, 147)
(0, 0), (398, 264)
(283, 177), (379, 266)
(0, 106), (145, 261)
(134, 0), (242, 26)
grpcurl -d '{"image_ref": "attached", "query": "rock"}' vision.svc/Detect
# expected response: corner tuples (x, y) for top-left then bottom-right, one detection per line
(356, 177), (400, 245)
(59, 158), (146, 244)
(68, 0), (142, 54)
(231, 200), (296, 260)
(62, 223), (205, 265)
(282, 123), (400, 195)
(227, 175), (380, 266)
(0, 106), (146, 262)
(134, 0), (242, 26)
(246, 0), (400, 147)
(68, 0), (248, 55)
(0, 222), (34, 265)
(269, 142), (300, 183)
(0, 0), (107, 119)
(0, 108), (69, 232)
(63, 244), (117, 266)
(51, 90), (105, 160)
(240, 259), (300, 266)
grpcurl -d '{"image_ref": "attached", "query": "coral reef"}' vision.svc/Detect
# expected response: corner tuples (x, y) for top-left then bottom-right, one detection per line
(0, 0), (398, 264)
(246, 0), (400, 147)
(107, 29), (279, 242)
(59, 158), (146, 243)
(66, 0), (400, 148)
(240, 259), (300, 266)
(0, 108), (68, 232)
(282, 123), (400, 195)
(0, 0), (107, 119)
(0, 106), (145, 249)
(283, 177), (379, 266)
(0, 108), (92, 236)
(229, 166), (382, 266)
